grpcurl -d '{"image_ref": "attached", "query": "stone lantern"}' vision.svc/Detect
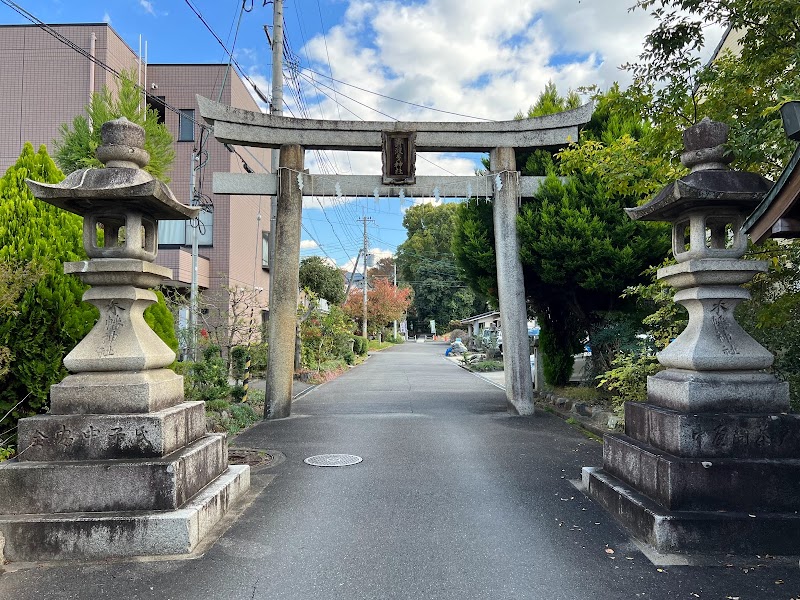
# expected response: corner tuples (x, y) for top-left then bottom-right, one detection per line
(584, 118), (800, 555)
(0, 118), (250, 562)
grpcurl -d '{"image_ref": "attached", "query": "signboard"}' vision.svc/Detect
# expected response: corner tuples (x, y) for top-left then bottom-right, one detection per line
(382, 131), (416, 185)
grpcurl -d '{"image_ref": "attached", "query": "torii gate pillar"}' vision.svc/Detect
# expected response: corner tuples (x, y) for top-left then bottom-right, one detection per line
(491, 147), (534, 416)
(265, 144), (304, 419)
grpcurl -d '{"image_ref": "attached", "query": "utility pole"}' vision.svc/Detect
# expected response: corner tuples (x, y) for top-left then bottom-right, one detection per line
(344, 249), (362, 297)
(267, 0), (284, 319)
(358, 216), (374, 339)
(393, 260), (398, 339)
(188, 149), (200, 361)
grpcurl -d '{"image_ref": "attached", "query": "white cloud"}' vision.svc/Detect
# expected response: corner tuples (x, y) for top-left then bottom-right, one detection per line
(139, 0), (156, 16)
(300, 239), (319, 250)
(293, 0), (724, 127)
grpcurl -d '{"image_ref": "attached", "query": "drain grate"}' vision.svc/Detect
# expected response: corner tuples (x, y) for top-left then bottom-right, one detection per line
(304, 454), (363, 467)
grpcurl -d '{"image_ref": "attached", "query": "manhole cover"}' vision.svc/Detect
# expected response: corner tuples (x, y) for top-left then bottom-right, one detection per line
(304, 454), (363, 467)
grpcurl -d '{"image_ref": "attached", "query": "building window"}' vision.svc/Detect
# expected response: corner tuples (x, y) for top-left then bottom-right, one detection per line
(262, 231), (270, 269)
(146, 95), (166, 125)
(158, 219), (185, 245)
(178, 109), (194, 142)
(186, 210), (213, 246)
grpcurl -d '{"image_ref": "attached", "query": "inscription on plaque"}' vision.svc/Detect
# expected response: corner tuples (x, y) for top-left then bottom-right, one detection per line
(382, 131), (416, 185)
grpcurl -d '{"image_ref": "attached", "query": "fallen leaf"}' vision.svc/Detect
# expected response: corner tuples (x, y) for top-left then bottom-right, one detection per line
(605, 548), (615, 554)
(775, 580), (784, 584)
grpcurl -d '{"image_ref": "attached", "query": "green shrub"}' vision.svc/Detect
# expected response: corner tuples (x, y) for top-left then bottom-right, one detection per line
(185, 345), (230, 402)
(204, 399), (231, 412)
(469, 359), (504, 372)
(385, 334), (404, 344)
(343, 349), (356, 365)
(597, 348), (662, 414)
(540, 325), (576, 386)
(143, 290), (179, 358)
(230, 346), (248, 382)
(352, 336), (368, 356)
(230, 402), (258, 429)
(230, 384), (247, 403)
(249, 342), (268, 375)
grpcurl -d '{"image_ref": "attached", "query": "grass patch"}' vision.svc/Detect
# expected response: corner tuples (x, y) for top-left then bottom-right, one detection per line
(206, 400), (260, 436)
(468, 360), (504, 372)
(367, 340), (393, 351)
(552, 385), (612, 407)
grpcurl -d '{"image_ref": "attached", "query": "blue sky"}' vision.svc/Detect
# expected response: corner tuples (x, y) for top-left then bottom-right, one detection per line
(1, 0), (724, 271)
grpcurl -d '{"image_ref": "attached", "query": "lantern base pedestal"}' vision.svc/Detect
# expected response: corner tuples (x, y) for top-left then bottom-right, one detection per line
(646, 369), (789, 413)
(0, 465), (249, 562)
(584, 398), (800, 555)
(583, 466), (800, 555)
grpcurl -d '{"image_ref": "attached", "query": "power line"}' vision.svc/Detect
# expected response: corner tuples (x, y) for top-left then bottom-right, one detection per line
(301, 66), (496, 122)
(183, 0), (271, 105)
(0, 0), (209, 130)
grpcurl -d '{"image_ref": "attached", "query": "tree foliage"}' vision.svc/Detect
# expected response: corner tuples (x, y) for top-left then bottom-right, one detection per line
(625, 0), (800, 176)
(300, 296), (355, 371)
(367, 256), (395, 282)
(143, 289), (179, 357)
(397, 203), (486, 329)
(453, 86), (672, 385)
(342, 278), (412, 336)
(54, 69), (175, 182)
(0, 144), (96, 428)
(299, 256), (346, 305)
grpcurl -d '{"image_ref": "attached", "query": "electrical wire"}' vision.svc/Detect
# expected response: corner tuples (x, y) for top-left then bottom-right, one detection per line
(0, 0), (209, 129)
(183, 0), (271, 105)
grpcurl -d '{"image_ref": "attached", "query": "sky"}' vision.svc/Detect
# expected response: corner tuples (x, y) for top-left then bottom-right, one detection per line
(1, 0), (725, 272)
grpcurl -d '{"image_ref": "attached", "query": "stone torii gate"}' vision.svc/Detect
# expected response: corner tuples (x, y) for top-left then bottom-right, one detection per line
(197, 96), (592, 418)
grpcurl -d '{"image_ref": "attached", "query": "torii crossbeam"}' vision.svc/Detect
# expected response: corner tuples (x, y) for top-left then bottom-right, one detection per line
(198, 96), (592, 419)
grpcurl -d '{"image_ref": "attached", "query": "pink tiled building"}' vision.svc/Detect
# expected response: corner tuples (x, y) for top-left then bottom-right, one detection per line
(0, 23), (273, 345)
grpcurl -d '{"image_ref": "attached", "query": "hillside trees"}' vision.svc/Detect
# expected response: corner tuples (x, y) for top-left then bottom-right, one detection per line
(396, 203), (486, 331)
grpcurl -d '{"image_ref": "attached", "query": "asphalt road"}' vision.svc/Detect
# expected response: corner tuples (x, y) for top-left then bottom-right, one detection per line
(1, 341), (798, 599)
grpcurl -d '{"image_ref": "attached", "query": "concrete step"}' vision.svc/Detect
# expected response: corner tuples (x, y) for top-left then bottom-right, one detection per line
(0, 434), (227, 514)
(0, 465), (250, 562)
(603, 432), (800, 512)
(583, 466), (800, 555)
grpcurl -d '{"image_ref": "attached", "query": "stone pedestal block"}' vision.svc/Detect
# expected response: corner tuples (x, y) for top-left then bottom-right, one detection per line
(0, 434), (227, 514)
(17, 401), (206, 461)
(646, 369), (789, 413)
(50, 369), (184, 414)
(0, 465), (250, 562)
(624, 401), (800, 459)
(603, 433), (800, 512)
(583, 466), (800, 555)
